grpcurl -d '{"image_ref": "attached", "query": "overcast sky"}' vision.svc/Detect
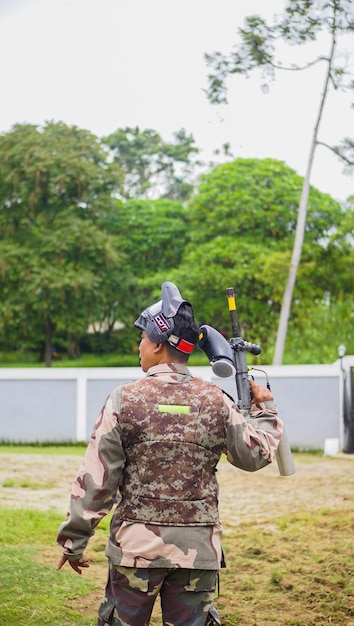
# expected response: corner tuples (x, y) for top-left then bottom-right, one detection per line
(1, 0), (353, 201)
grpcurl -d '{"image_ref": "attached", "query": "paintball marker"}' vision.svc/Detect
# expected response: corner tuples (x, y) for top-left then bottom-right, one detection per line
(198, 287), (295, 477)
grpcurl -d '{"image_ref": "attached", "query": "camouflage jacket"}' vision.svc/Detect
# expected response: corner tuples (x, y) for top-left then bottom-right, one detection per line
(115, 375), (228, 526)
(57, 363), (283, 569)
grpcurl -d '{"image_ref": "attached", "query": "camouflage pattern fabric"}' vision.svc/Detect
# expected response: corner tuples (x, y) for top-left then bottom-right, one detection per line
(57, 363), (283, 568)
(105, 521), (223, 570)
(114, 375), (228, 525)
(97, 564), (218, 626)
(57, 362), (283, 624)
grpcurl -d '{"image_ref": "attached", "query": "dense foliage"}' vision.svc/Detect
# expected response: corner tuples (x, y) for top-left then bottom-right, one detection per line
(0, 122), (353, 365)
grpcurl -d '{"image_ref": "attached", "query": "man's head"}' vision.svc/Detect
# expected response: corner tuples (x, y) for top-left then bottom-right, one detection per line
(135, 282), (200, 370)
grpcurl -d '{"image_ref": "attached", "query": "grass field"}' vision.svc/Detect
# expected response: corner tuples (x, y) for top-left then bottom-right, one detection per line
(0, 350), (209, 368)
(0, 447), (354, 625)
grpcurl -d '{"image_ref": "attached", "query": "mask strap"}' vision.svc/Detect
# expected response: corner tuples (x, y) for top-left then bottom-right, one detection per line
(168, 334), (195, 354)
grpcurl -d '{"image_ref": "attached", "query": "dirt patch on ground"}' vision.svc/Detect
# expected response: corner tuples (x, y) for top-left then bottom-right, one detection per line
(1, 451), (354, 624)
(1, 451), (353, 523)
(217, 452), (354, 527)
(0, 453), (82, 514)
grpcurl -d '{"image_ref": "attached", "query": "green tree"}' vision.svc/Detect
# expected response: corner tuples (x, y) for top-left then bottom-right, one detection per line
(103, 126), (201, 200)
(103, 197), (190, 346)
(204, 0), (354, 363)
(0, 121), (126, 365)
(164, 158), (348, 363)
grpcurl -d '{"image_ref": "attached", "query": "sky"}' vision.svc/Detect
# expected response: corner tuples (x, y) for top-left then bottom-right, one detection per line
(1, 0), (353, 202)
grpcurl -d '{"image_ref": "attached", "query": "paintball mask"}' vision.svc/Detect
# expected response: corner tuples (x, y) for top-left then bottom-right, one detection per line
(134, 282), (197, 354)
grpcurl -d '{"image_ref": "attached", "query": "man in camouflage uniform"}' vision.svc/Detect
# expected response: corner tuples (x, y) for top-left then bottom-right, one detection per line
(56, 282), (283, 626)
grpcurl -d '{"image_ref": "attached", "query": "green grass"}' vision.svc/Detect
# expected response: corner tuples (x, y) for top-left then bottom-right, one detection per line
(218, 508), (354, 625)
(2, 478), (56, 489)
(0, 509), (100, 625)
(1, 505), (353, 625)
(0, 443), (87, 454)
(0, 547), (98, 625)
(0, 352), (135, 368)
(0, 350), (209, 368)
(1, 451), (353, 625)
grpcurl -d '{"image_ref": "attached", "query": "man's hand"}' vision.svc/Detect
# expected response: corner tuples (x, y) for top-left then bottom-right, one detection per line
(250, 378), (273, 404)
(56, 555), (90, 575)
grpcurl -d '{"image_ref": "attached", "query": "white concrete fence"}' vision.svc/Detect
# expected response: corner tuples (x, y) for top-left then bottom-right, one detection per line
(1, 357), (353, 451)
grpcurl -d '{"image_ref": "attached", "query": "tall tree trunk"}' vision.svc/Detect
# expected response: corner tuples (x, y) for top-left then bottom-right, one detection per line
(67, 334), (81, 359)
(44, 317), (53, 367)
(272, 31), (336, 365)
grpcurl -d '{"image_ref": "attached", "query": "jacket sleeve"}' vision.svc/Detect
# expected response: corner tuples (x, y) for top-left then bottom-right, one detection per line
(223, 392), (283, 472)
(57, 389), (126, 561)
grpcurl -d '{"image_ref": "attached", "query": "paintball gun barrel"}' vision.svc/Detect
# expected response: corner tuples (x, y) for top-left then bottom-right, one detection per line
(198, 287), (295, 477)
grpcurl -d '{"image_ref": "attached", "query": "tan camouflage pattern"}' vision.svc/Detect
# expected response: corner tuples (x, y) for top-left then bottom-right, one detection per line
(57, 363), (283, 570)
(115, 375), (228, 525)
(106, 520), (223, 569)
(97, 564), (218, 626)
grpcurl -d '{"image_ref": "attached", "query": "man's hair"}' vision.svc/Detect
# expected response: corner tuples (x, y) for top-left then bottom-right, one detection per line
(165, 303), (200, 363)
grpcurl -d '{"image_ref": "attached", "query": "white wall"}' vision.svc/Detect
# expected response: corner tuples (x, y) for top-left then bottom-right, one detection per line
(1, 359), (353, 450)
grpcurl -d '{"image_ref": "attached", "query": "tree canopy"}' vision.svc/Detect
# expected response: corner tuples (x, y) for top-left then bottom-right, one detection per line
(204, 0), (354, 363)
(0, 121), (126, 365)
(103, 126), (200, 201)
(161, 158), (351, 362)
(0, 121), (352, 365)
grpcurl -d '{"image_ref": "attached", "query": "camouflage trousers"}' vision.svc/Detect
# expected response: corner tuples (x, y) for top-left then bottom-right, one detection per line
(97, 564), (221, 626)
